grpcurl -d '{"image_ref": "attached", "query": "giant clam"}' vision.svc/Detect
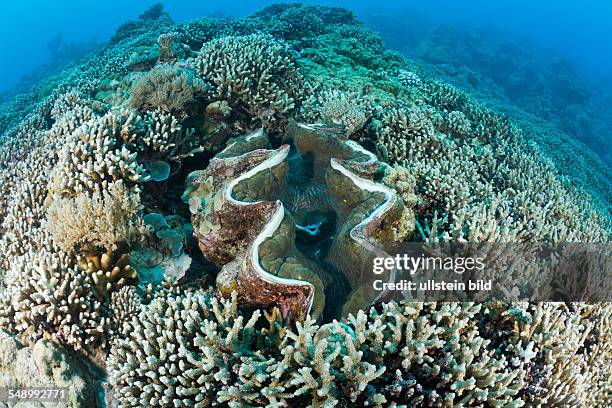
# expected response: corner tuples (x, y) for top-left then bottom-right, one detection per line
(183, 122), (415, 321)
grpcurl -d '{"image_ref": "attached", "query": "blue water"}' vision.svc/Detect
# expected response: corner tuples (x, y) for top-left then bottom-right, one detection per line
(1, 1), (611, 94)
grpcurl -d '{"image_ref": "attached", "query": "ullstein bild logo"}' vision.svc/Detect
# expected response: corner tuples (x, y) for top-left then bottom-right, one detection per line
(373, 278), (492, 292)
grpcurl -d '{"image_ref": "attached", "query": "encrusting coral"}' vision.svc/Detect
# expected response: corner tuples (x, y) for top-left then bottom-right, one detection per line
(0, 331), (98, 406)
(0, 2), (610, 407)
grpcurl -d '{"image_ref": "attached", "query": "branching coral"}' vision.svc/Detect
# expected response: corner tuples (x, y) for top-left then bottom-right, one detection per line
(0, 3), (610, 407)
(49, 111), (148, 196)
(107, 289), (259, 407)
(177, 17), (236, 50)
(398, 69), (424, 88)
(106, 287), (395, 407)
(129, 65), (209, 119)
(107, 286), (141, 337)
(45, 180), (146, 253)
(193, 34), (303, 129)
(107, 287), (612, 406)
(121, 110), (200, 161)
(377, 95), (610, 243)
(0, 228), (140, 352)
(77, 251), (137, 297)
(2, 239), (109, 350)
(489, 302), (612, 405)
(157, 32), (181, 62)
(301, 88), (375, 137)
(245, 3), (326, 40)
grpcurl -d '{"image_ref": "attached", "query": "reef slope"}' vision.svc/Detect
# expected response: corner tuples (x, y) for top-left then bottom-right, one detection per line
(0, 3), (609, 407)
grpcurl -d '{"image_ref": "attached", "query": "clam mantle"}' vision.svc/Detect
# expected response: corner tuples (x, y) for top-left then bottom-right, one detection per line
(183, 123), (415, 321)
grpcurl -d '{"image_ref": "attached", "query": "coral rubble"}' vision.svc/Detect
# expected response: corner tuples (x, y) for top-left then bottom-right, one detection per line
(0, 3), (610, 407)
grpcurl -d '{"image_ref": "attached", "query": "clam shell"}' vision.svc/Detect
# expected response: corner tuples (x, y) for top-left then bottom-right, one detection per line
(185, 124), (413, 321)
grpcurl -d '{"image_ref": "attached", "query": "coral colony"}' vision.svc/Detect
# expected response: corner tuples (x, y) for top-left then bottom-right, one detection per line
(0, 3), (610, 407)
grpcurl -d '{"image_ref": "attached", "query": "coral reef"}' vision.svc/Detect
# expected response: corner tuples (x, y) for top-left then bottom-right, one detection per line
(367, 12), (612, 206)
(301, 88), (376, 137)
(6, 244), (111, 350)
(0, 3), (610, 407)
(192, 34), (303, 130)
(46, 180), (146, 253)
(107, 289), (612, 407)
(129, 65), (209, 119)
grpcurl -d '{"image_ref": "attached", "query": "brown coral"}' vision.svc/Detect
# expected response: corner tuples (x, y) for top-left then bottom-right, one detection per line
(45, 180), (147, 253)
(129, 65), (209, 119)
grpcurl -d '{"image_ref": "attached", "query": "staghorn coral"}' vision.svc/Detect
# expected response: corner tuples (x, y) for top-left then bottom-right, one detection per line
(0, 0), (211, 363)
(489, 302), (612, 405)
(398, 69), (424, 88)
(193, 34), (303, 129)
(107, 286), (612, 407)
(382, 164), (418, 208)
(403, 20), (612, 166)
(1, 230), (139, 351)
(0, 91), (95, 288)
(0, 93), (149, 355)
